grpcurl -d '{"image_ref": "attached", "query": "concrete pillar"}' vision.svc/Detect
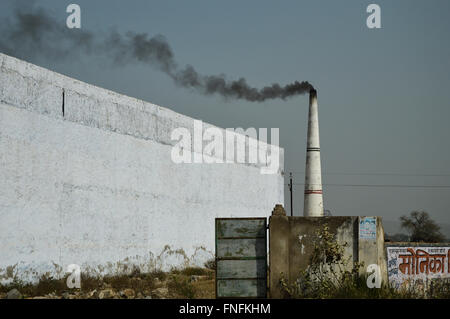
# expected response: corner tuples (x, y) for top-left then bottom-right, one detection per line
(268, 213), (290, 298)
(303, 89), (324, 217)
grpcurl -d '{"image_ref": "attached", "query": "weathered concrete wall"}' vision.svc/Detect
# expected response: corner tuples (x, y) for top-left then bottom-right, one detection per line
(268, 214), (386, 298)
(0, 53), (284, 284)
(359, 216), (388, 284)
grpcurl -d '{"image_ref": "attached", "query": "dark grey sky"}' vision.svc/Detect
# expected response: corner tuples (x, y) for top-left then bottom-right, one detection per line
(1, 0), (449, 232)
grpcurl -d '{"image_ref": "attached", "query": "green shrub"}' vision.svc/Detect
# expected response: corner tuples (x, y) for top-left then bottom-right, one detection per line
(279, 224), (431, 299)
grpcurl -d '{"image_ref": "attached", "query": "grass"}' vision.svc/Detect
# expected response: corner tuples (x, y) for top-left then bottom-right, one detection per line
(0, 268), (216, 299)
(166, 267), (215, 298)
(191, 278), (215, 299)
(281, 275), (450, 299)
(171, 267), (210, 277)
(278, 224), (450, 299)
(167, 275), (196, 298)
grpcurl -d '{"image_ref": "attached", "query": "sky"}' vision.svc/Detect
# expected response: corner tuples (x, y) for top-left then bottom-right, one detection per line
(1, 0), (449, 234)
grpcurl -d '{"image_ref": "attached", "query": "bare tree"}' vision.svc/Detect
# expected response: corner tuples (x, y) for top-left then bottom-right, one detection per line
(400, 211), (445, 243)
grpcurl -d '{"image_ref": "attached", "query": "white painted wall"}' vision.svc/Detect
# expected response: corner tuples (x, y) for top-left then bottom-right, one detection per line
(0, 53), (284, 284)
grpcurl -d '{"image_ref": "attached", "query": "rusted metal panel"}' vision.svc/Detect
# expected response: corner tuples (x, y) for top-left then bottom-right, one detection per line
(216, 219), (266, 238)
(217, 238), (266, 258)
(217, 259), (266, 279)
(217, 279), (266, 298)
(215, 218), (267, 298)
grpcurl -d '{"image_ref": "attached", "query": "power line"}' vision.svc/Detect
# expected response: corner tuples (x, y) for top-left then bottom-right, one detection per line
(286, 183), (450, 189)
(285, 171), (450, 177)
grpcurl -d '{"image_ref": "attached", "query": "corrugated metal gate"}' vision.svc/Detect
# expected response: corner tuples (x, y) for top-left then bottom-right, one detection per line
(215, 218), (267, 298)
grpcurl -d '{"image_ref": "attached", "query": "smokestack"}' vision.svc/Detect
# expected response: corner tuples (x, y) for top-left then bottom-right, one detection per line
(303, 89), (324, 217)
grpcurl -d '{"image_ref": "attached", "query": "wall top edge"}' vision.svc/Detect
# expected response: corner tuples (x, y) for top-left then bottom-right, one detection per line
(0, 53), (284, 152)
(385, 242), (450, 247)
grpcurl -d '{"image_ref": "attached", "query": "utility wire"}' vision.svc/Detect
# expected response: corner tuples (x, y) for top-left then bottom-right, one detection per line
(284, 171), (450, 177)
(286, 183), (450, 189)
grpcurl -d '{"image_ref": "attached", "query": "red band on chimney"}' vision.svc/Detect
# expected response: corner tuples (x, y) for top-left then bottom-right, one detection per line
(304, 190), (323, 195)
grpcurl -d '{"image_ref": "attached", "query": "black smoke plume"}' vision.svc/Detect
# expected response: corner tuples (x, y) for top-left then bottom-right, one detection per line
(0, 3), (314, 102)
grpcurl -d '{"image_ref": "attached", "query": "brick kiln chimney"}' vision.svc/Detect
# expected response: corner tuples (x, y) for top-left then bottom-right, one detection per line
(303, 89), (324, 217)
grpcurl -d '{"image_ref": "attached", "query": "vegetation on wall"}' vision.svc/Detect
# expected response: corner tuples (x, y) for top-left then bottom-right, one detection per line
(279, 224), (449, 299)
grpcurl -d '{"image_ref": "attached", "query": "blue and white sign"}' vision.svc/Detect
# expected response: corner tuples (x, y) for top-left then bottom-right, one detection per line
(359, 217), (377, 240)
